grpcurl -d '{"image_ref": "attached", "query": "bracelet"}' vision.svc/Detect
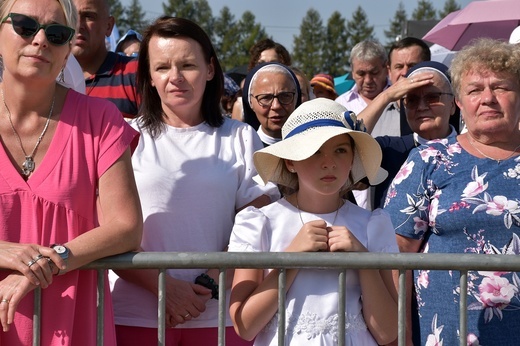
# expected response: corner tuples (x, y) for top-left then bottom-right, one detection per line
(194, 273), (219, 300)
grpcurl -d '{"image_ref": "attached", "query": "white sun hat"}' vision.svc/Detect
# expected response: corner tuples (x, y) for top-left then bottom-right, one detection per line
(253, 98), (387, 189)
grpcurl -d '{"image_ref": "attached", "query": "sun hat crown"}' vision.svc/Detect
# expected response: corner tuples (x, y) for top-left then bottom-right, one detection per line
(253, 98), (387, 189)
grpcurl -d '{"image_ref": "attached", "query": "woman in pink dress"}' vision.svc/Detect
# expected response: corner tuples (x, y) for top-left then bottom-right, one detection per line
(0, 0), (143, 344)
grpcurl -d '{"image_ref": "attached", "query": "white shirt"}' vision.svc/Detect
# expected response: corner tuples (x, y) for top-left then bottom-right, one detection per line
(110, 117), (279, 329)
(229, 198), (398, 345)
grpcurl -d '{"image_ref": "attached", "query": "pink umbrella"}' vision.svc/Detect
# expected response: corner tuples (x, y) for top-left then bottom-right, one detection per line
(423, 0), (520, 50)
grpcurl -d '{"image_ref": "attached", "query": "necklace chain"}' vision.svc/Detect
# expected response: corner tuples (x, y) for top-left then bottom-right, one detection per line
(295, 194), (343, 226)
(468, 138), (520, 164)
(1, 89), (55, 177)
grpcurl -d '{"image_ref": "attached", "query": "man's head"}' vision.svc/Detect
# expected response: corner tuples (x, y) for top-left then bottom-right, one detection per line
(349, 40), (388, 102)
(72, 0), (114, 68)
(387, 37), (430, 84)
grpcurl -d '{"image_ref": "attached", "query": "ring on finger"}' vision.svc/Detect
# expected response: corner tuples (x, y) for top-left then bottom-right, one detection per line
(184, 313), (191, 318)
(27, 254), (44, 267)
(411, 79), (415, 83)
(1, 299), (9, 304)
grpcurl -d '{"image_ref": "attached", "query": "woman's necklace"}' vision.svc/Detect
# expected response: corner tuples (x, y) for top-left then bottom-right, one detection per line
(468, 138), (520, 164)
(295, 194), (343, 226)
(1, 89), (55, 177)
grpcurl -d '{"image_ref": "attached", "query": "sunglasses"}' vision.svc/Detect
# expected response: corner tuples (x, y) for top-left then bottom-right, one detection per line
(403, 92), (453, 109)
(1, 13), (75, 46)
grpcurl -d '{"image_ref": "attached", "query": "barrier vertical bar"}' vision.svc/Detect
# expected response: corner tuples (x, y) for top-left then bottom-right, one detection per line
(158, 269), (166, 346)
(33, 286), (41, 346)
(97, 270), (105, 346)
(459, 271), (468, 346)
(277, 269), (286, 346)
(218, 269), (226, 346)
(338, 270), (346, 346)
(398, 270), (406, 346)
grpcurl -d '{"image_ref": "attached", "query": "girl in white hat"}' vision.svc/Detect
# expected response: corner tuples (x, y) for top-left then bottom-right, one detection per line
(228, 98), (399, 345)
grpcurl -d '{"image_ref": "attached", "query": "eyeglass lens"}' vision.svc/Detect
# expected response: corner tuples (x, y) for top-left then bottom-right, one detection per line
(4, 13), (74, 46)
(256, 92), (295, 106)
(405, 92), (451, 108)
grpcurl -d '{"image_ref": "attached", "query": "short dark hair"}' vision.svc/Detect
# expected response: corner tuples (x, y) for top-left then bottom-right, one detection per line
(248, 38), (291, 71)
(137, 16), (224, 137)
(388, 37), (431, 66)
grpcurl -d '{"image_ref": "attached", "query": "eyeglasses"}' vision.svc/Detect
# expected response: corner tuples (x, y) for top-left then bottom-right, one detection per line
(403, 92), (453, 109)
(1, 13), (75, 46)
(251, 92), (295, 107)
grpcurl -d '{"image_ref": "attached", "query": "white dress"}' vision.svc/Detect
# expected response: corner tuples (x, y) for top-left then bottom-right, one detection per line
(110, 117), (279, 329)
(228, 198), (398, 346)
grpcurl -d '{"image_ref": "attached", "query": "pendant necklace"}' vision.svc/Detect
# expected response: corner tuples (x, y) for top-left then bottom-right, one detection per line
(1, 89), (55, 177)
(468, 138), (520, 164)
(295, 194), (343, 226)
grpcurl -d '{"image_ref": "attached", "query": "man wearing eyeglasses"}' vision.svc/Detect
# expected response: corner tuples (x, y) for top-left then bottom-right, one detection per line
(72, 0), (138, 119)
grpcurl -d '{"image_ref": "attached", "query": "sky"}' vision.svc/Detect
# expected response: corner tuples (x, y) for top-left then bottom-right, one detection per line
(119, 0), (476, 50)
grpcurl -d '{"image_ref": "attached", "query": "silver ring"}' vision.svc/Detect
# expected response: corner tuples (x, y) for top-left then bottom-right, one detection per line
(1, 299), (9, 304)
(184, 313), (191, 318)
(27, 254), (44, 267)
(411, 78), (415, 83)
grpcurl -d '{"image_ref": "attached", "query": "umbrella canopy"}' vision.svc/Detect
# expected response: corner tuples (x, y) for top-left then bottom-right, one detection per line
(423, 0), (520, 51)
(429, 44), (457, 67)
(334, 73), (355, 96)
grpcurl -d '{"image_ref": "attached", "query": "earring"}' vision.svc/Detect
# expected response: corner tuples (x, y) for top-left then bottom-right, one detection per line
(290, 169), (296, 173)
(58, 68), (65, 84)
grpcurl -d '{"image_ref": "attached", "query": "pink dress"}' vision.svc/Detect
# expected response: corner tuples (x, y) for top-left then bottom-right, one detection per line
(0, 90), (138, 345)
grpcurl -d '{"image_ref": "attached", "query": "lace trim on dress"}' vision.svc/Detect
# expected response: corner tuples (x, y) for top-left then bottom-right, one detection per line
(262, 311), (367, 342)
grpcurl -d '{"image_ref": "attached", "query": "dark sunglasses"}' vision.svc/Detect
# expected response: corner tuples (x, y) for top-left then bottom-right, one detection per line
(1, 13), (75, 46)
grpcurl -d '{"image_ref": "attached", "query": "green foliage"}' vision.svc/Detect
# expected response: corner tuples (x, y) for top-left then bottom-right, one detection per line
(162, 0), (214, 37)
(384, 2), (407, 49)
(292, 9), (325, 78)
(322, 11), (349, 76)
(412, 0), (437, 21)
(345, 6), (375, 57)
(439, 0), (461, 19)
(107, 0), (125, 36)
(124, 0), (149, 33)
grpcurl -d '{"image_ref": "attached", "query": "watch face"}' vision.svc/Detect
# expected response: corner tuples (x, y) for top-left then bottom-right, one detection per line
(53, 245), (67, 254)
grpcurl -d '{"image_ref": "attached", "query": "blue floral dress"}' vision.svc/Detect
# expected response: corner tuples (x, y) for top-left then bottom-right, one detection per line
(384, 136), (520, 346)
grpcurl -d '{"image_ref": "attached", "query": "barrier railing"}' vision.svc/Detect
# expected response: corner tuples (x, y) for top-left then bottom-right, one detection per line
(31, 252), (520, 346)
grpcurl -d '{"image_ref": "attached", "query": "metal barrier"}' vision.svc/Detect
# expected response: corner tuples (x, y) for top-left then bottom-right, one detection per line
(31, 252), (520, 346)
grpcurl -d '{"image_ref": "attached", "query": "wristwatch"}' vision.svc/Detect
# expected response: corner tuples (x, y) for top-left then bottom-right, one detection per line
(51, 244), (70, 261)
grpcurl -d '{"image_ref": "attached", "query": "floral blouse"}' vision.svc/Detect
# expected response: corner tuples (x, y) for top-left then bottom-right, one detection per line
(384, 136), (520, 346)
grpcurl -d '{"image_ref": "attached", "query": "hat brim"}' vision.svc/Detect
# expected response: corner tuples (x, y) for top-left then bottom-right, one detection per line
(254, 126), (387, 188)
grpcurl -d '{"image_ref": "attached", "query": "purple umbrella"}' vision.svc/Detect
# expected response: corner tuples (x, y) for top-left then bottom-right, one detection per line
(423, 0), (520, 51)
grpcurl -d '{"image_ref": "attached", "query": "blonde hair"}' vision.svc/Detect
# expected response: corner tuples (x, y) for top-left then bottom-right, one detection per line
(0, 0), (78, 34)
(450, 38), (520, 99)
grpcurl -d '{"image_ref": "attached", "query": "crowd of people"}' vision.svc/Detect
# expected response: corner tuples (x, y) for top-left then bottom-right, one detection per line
(1, 0), (520, 345)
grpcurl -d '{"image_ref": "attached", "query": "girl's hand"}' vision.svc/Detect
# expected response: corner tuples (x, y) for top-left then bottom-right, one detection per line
(164, 276), (212, 327)
(0, 273), (37, 332)
(286, 220), (329, 252)
(327, 226), (368, 252)
(0, 242), (65, 288)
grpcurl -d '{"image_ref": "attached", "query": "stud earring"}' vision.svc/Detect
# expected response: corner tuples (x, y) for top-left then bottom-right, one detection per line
(290, 169), (296, 173)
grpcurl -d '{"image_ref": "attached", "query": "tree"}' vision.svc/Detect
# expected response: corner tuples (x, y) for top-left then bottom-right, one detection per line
(322, 11), (349, 77)
(345, 6), (375, 60)
(292, 8), (326, 78)
(412, 0), (437, 21)
(234, 11), (269, 69)
(384, 2), (407, 49)
(162, 0), (214, 38)
(125, 0), (149, 33)
(214, 7), (243, 71)
(439, 0), (461, 19)
(107, 0), (126, 36)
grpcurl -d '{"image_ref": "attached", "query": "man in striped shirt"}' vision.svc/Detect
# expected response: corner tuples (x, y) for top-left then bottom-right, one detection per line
(72, 0), (139, 119)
